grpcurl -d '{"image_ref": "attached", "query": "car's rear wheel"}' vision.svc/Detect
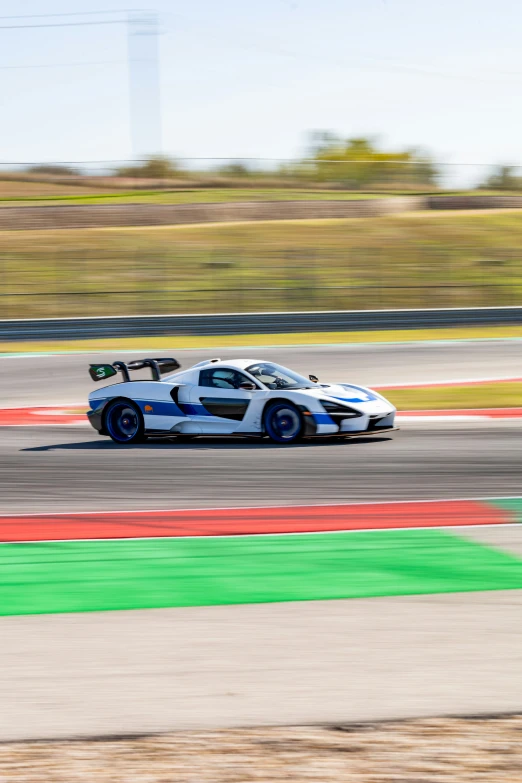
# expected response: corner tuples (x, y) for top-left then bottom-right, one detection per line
(104, 399), (145, 444)
(264, 402), (303, 444)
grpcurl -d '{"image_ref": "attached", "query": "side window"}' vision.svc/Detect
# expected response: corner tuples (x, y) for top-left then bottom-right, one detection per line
(199, 368), (254, 389)
(199, 369), (217, 388)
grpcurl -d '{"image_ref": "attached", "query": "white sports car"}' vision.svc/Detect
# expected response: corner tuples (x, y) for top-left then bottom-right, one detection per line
(87, 357), (397, 444)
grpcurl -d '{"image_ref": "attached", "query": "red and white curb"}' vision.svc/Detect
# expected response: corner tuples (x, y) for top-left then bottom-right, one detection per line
(397, 408), (522, 421)
(0, 497), (517, 543)
(0, 406), (88, 426)
(0, 405), (521, 427)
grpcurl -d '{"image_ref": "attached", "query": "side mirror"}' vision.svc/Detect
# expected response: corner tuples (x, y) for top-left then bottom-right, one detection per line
(239, 381), (257, 391)
(309, 374), (319, 383)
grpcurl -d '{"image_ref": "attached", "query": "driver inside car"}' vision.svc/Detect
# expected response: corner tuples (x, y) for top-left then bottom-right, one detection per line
(210, 370), (243, 389)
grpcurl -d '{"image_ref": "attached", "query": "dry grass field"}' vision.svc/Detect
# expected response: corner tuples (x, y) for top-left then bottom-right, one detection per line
(0, 211), (521, 317)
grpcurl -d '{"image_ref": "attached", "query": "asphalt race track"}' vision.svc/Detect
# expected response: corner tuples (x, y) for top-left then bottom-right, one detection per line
(1, 339), (521, 740)
(1, 339), (521, 513)
(0, 424), (521, 514)
(1, 338), (520, 406)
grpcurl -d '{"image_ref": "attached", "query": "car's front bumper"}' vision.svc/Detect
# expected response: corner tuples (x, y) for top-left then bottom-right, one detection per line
(312, 408), (396, 435)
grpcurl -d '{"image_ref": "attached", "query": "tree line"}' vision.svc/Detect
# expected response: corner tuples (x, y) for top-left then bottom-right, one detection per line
(22, 135), (522, 191)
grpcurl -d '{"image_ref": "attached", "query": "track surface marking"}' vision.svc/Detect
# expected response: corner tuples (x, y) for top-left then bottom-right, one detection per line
(0, 499), (515, 542)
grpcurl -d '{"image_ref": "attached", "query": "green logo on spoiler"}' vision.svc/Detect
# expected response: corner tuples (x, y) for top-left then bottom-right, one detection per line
(89, 364), (118, 382)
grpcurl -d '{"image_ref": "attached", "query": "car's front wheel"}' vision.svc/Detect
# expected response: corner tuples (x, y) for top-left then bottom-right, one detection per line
(104, 399), (145, 444)
(263, 402), (303, 444)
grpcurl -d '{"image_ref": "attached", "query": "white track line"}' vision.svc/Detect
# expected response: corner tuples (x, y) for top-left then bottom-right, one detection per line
(2, 522), (521, 546)
(0, 495), (519, 519)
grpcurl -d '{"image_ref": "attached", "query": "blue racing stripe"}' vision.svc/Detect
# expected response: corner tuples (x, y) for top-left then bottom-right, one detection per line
(313, 412), (336, 425)
(331, 396), (368, 403)
(88, 398), (187, 418)
(135, 399), (185, 417)
(338, 384), (379, 401)
(89, 398), (212, 418)
(178, 402), (213, 416)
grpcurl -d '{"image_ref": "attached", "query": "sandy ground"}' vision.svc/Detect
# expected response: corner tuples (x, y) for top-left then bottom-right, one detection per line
(2, 588), (522, 742)
(1, 715), (521, 782)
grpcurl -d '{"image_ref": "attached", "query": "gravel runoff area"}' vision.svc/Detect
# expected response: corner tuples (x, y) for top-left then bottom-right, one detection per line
(1, 715), (521, 782)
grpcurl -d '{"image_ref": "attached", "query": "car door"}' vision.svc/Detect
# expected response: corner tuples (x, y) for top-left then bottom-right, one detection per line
(189, 367), (259, 433)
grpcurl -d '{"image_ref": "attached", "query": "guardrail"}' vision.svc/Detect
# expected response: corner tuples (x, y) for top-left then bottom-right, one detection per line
(0, 306), (521, 341)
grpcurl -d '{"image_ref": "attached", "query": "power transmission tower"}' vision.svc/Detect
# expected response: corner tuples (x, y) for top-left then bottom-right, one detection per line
(127, 11), (162, 156)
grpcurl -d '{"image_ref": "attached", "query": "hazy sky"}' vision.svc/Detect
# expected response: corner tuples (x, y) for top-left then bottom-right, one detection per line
(2, 0), (522, 172)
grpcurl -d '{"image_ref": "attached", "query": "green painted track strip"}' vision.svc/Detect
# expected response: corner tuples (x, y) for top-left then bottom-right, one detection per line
(489, 498), (522, 522)
(2, 529), (522, 616)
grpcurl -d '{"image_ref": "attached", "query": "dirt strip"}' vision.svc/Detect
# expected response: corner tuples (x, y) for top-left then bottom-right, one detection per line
(1, 715), (521, 782)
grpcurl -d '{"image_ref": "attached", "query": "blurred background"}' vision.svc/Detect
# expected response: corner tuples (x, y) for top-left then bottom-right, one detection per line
(1, 3), (522, 781)
(2, 152), (522, 318)
(1, 0), (522, 322)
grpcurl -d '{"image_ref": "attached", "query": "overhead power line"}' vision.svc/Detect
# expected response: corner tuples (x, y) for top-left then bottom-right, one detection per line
(0, 159), (147, 165)
(0, 60), (124, 70)
(0, 10), (144, 19)
(0, 159), (508, 168)
(0, 20), (125, 30)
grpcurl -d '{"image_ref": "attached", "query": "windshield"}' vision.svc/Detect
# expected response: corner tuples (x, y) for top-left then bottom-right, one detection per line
(246, 362), (312, 390)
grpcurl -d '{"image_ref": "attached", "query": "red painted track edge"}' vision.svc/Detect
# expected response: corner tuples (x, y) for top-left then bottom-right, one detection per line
(0, 500), (515, 543)
(1, 405), (522, 426)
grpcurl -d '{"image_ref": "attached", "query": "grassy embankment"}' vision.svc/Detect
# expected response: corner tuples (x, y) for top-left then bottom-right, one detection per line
(0, 326), (520, 356)
(1, 211), (522, 319)
(387, 381), (522, 411)
(3, 189), (522, 207)
(0, 174), (520, 204)
(0, 187), (385, 206)
(1, 175), (512, 203)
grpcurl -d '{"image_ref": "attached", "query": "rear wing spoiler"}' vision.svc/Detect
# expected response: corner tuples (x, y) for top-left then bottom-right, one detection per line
(89, 357), (180, 383)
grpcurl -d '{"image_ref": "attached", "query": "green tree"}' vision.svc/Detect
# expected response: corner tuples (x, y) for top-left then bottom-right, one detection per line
(479, 165), (522, 191)
(27, 164), (79, 176)
(214, 162), (251, 178)
(115, 155), (182, 179)
(304, 134), (437, 189)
